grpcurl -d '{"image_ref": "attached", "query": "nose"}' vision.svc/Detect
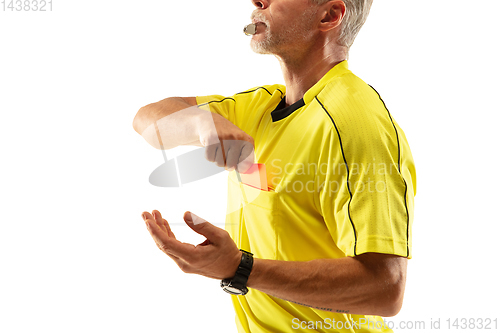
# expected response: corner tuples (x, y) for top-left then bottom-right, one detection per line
(251, 0), (269, 9)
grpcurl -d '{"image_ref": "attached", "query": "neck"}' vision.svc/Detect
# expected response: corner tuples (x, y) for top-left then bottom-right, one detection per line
(276, 44), (347, 106)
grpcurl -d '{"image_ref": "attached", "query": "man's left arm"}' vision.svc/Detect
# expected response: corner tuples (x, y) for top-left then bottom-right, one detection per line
(247, 253), (407, 317)
(141, 210), (407, 318)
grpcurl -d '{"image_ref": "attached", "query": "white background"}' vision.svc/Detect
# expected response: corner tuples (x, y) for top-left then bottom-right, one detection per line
(1, 0), (499, 332)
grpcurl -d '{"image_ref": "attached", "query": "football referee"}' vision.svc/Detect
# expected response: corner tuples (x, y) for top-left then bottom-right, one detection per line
(133, 0), (416, 332)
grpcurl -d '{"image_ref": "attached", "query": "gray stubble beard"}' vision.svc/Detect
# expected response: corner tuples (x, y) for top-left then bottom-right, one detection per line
(250, 10), (317, 57)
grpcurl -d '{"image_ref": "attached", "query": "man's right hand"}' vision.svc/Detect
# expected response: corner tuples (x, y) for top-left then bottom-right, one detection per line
(197, 112), (255, 173)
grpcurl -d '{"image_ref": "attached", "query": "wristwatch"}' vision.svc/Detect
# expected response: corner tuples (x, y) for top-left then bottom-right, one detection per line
(221, 250), (254, 296)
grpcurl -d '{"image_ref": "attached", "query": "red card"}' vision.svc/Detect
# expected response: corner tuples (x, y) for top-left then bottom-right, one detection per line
(239, 163), (268, 191)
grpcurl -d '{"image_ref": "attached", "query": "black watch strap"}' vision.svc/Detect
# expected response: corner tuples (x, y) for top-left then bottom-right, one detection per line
(221, 250), (253, 295)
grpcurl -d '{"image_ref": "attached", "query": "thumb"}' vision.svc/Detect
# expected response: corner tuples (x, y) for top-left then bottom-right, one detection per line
(183, 211), (222, 241)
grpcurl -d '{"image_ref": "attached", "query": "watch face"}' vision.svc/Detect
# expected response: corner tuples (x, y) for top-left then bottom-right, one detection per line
(224, 286), (243, 295)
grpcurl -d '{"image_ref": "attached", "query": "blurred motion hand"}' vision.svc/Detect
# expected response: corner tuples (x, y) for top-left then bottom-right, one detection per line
(196, 112), (255, 173)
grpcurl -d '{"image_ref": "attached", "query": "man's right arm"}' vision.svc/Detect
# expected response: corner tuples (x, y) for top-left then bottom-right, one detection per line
(133, 96), (198, 141)
(132, 96), (255, 172)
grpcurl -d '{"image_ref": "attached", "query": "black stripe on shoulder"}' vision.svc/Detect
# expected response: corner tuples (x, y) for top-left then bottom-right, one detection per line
(236, 86), (273, 96)
(197, 97), (235, 108)
(315, 96), (358, 256)
(369, 85), (401, 172)
(368, 85), (410, 258)
(199, 87), (282, 108)
(276, 88), (285, 98)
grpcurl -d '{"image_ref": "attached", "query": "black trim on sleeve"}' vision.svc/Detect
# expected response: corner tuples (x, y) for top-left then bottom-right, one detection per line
(236, 86), (284, 100)
(197, 97), (235, 108)
(315, 96), (358, 256)
(236, 86), (273, 96)
(271, 97), (305, 122)
(368, 86), (401, 172)
(198, 86), (284, 107)
(369, 85), (410, 258)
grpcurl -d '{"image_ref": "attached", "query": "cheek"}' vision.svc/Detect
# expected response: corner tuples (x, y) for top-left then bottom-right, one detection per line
(268, 6), (289, 26)
(269, 6), (307, 29)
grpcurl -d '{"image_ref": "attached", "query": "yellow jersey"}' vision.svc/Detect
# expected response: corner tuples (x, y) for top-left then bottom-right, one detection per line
(196, 61), (416, 333)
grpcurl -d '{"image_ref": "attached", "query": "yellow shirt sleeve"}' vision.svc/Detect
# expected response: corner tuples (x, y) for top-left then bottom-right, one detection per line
(317, 78), (416, 258)
(196, 85), (286, 136)
(196, 94), (236, 123)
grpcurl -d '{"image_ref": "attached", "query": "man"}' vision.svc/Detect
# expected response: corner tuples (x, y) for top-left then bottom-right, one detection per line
(133, 0), (416, 332)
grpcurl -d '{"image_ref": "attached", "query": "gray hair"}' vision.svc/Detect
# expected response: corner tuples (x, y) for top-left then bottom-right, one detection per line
(311, 0), (373, 49)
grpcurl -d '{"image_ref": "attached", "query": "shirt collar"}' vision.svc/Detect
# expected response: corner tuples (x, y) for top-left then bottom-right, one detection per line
(270, 60), (350, 122)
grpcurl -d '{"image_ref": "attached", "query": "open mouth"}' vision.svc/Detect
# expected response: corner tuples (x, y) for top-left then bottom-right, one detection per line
(252, 19), (267, 27)
(252, 21), (268, 35)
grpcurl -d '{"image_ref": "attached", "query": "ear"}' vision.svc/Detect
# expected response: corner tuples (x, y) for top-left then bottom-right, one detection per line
(318, 0), (346, 32)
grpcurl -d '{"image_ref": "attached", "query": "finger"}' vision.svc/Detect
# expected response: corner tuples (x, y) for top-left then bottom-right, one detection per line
(142, 211), (155, 225)
(221, 140), (228, 167)
(225, 140), (244, 171)
(163, 218), (176, 239)
(144, 213), (169, 250)
(143, 212), (190, 269)
(237, 142), (255, 173)
(205, 142), (218, 163)
(153, 210), (176, 239)
(152, 210), (163, 220)
(142, 211), (153, 220)
(214, 142), (226, 168)
(143, 211), (168, 236)
(143, 212), (169, 246)
(142, 212), (181, 258)
(183, 211), (224, 243)
(221, 139), (236, 171)
(225, 148), (237, 172)
(152, 210), (168, 233)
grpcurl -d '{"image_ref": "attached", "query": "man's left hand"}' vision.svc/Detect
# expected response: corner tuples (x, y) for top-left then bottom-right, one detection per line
(141, 210), (242, 280)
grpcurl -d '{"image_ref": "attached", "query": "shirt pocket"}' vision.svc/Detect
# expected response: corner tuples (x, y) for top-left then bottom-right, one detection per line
(227, 176), (280, 260)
